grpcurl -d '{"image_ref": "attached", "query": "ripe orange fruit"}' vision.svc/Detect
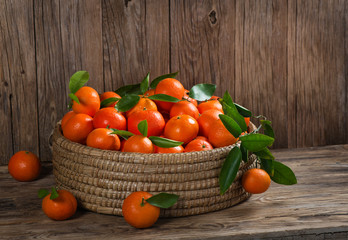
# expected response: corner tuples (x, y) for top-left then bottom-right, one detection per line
(208, 119), (238, 148)
(93, 108), (126, 130)
(72, 86), (100, 117)
(8, 151), (41, 182)
(169, 101), (199, 120)
(61, 111), (76, 131)
(210, 96), (220, 100)
(164, 115), (199, 144)
(155, 145), (184, 153)
(122, 135), (154, 153)
(122, 191), (160, 228)
(197, 109), (223, 137)
(197, 100), (223, 114)
(244, 117), (250, 127)
(154, 78), (185, 112)
(144, 89), (155, 97)
(183, 89), (197, 107)
(184, 139), (213, 152)
(126, 97), (157, 118)
(86, 128), (121, 150)
(242, 168), (271, 194)
(127, 110), (165, 137)
(42, 189), (77, 220)
(99, 91), (121, 107)
(195, 136), (208, 141)
(63, 113), (94, 144)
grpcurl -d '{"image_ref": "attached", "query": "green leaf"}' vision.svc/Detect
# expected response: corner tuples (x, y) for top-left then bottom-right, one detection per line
(115, 94), (140, 112)
(240, 142), (249, 163)
(239, 133), (274, 152)
(68, 93), (80, 104)
(138, 120), (148, 137)
(219, 147), (242, 195)
(146, 193), (179, 208)
(148, 136), (184, 148)
(221, 102), (247, 132)
(271, 161), (297, 185)
(140, 72), (150, 94)
(50, 187), (59, 200)
(100, 97), (120, 108)
(69, 71), (89, 94)
(219, 114), (242, 138)
(110, 129), (134, 140)
(115, 84), (142, 97)
(260, 158), (275, 177)
(222, 91), (234, 107)
(189, 83), (216, 101)
(38, 189), (49, 199)
(260, 120), (275, 139)
(150, 71), (179, 89)
(147, 94), (181, 103)
(234, 103), (252, 117)
(254, 147), (275, 160)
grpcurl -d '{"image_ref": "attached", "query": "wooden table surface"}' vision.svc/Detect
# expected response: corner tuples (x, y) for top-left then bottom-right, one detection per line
(1, 144), (348, 239)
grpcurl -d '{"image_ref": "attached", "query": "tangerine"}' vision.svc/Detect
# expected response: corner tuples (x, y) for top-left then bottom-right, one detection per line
(61, 111), (76, 131)
(126, 97), (157, 118)
(208, 119), (238, 148)
(86, 128), (121, 150)
(93, 108), (126, 130)
(99, 91), (121, 108)
(42, 189), (77, 220)
(122, 135), (154, 153)
(197, 100), (223, 114)
(155, 145), (184, 154)
(170, 101), (199, 120)
(184, 139), (213, 152)
(197, 109), (223, 137)
(8, 151), (41, 182)
(183, 89), (197, 107)
(72, 86), (100, 117)
(242, 168), (271, 194)
(144, 89), (155, 97)
(127, 110), (165, 137)
(244, 117), (250, 127)
(154, 78), (185, 112)
(164, 115), (199, 144)
(63, 113), (94, 144)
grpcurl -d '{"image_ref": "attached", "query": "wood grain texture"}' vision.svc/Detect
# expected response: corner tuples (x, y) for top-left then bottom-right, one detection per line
(235, 0), (288, 148)
(35, 0), (103, 162)
(1, 145), (348, 239)
(0, 0), (39, 164)
(170, 0), (236, 97)
(103, 0), (169, 91)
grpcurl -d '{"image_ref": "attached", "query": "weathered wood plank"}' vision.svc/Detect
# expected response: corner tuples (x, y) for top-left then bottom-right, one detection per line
(170, 0), (236, 97)
(0, 145), (347, 239)
(103, 0), (169, 91)
(0, 0), (38, 164)
(294, 0), (347, 148)
(35, 0), (103, 162)
(235, 0), (288, 148)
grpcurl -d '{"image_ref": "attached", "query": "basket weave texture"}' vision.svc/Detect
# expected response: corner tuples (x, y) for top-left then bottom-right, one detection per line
(52, 122), (257, 217)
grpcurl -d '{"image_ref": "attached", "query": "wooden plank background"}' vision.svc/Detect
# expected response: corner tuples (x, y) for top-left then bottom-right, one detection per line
(0, 0), (347, 164)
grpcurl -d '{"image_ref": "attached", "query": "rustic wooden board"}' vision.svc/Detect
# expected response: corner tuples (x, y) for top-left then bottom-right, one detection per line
(0, 0), (39, 164)
(35, 0), (103, 163)
(0, 145), (347, 239)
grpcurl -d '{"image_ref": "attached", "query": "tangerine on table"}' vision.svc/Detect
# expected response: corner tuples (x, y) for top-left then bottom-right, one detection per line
(208, 119), (238, 148)
(126, 97), (157, 118)
(164, 114), (199, 144)
(170, 101), (200, 120)
(63, 113), (94, 144)
(93, 107), (126, 130)
(99, 91), (121, 107)
(61, 111), (76, 131)
(154, 78), (185, 112)
(197, 99), (223, 114)
(8, 151), (41, 182)
(242, 168), (271, 194)
(197, 109), (223, 138)
(184, 139), (213, 152)
(127, 110), (165, 137)
(42, 189), (77, 220)
(122, 191), (160, 228)
(122, 135), (154, 153)
(183, 89), (198, 107)
(72, 86), (100, 117)
(86, 128), (121, 150)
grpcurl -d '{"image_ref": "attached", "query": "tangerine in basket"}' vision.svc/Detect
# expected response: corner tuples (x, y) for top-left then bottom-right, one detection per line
(197, 109), (223, 138)
(155, 145), (184, 153)
(8, 151), (41, 182)
(126, 97), (157, 118)
(72, 86), (100, 117)
(197, 99), (223, 114)
(154, 78), (185, 112)
(244, 117), (250, 127)
(99, 91), (121, 107)
(63, 113), (94, 144)
(122, 191), (160, 228)
(184, 138), (213, 152)
(127, 110), (165, 137)
(122, 135), (154, 153)
(61, 111), (76, 131)
(170, 101), (199, 120)
(183, 89), (197, 106)
(164, 114), (199, 144)
(208, 119), (238, 148)
(242, 168), (271, 194)
(86, 128), (121, 150)
(42, 189), (77, 220)
(93, 108), (126, 130)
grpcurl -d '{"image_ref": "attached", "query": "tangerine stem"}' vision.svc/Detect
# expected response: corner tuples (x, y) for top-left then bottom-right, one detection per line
(141, 197), (145, 207)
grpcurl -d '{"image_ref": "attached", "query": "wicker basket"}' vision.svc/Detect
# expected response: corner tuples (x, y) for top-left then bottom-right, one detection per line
(52, 122), (257, 217)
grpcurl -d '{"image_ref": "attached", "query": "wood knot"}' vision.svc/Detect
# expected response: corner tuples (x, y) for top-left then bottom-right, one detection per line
(209, 10), (217, 24)
(21, 70), (25, 74)
(124, 0), (131, 7)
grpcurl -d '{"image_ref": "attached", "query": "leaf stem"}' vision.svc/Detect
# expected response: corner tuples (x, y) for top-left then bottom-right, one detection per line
(141, 197), (145, 207)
